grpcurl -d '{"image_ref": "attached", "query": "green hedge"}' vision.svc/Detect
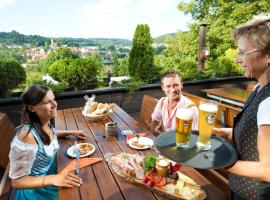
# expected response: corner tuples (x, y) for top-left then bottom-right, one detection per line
(48, 56), (101, 90)
(0, 58), (26, 97)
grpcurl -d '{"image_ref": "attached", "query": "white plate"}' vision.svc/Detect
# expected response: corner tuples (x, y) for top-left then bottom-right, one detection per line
(121, 129), (134, 135)
(127, 137), (154, 150)
(67, 143), (95, 158)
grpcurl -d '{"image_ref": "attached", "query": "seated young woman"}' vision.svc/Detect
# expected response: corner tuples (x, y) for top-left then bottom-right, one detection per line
(9, 85), (87, 200)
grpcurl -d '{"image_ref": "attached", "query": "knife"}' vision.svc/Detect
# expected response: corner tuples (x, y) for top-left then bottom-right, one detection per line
(74, 140), (80, 175)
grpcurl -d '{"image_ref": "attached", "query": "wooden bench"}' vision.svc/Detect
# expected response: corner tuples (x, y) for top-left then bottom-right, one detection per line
(0, 112), (15, 199)
(136, 94), (235, 199)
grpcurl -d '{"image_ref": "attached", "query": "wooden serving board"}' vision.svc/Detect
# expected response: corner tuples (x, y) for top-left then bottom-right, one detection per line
(105, 153), (206, 200)
(129, 177), (206, 200)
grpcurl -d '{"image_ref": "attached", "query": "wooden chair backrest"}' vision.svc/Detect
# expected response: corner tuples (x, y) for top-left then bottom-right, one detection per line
(0, 113), (16, 199)
(140, 95), (158, 126)
(0, 113), (15, 172)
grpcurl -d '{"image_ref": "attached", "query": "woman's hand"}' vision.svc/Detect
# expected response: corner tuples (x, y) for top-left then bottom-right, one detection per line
(52, 172), (82, 188)
(212, 127), (232, 141)
(70, 130), (87, 140)
(57, 130), (87, 140)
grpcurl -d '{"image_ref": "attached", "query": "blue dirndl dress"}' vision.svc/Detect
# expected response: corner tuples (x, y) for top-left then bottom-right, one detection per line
(13, 125), (60, 200)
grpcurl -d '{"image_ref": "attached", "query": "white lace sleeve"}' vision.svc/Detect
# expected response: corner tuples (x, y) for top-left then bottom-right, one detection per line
(8, 136), (38, 179)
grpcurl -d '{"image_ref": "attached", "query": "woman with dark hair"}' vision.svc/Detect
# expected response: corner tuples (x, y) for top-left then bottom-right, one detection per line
(8, 85), (86, 200)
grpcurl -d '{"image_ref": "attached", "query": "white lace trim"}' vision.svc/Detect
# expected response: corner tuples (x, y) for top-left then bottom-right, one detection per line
(8, 134), (59, 179)
(9, 136), (38, 179)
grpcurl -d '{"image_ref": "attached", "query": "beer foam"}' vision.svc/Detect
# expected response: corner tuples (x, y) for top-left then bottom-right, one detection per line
(176, 108), (193, 120)
(199, 103), (218, 113)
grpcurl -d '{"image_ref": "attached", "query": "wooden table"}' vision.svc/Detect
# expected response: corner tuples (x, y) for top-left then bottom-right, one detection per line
(55, 105), (228, 200)
(202, 87), (250, 107)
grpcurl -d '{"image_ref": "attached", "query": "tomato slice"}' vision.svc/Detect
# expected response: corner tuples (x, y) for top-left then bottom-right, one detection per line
(155, 176), (167, 187)
(145, 170), (155, 181)
(145, 171), (167, 187)
(153, 175), (162, 183)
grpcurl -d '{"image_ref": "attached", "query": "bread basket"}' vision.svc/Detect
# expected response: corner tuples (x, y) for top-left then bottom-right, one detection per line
(82, 109), (109, 121)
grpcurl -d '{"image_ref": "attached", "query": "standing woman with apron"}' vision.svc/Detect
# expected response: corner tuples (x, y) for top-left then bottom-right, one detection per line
(9, 85), (86, 200)
(213, 14), (270, 199)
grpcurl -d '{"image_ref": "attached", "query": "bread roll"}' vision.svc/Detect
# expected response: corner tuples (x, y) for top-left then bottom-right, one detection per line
(89, 102), (98, 112)
(97, 103), (106, 110)
(108, 103), (115, 110)
(91, 108), (102, 115)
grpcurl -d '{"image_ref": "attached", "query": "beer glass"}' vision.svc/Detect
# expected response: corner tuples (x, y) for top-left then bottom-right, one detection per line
(176, 108), (193, 148)
(197, 99), (218, 150)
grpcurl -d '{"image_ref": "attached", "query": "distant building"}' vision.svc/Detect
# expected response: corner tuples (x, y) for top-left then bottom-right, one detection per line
(79, 46), (99, 57)
(6, 44), (22, 49)
(50, 39), (58, 49)
(25, 47), (47, 61)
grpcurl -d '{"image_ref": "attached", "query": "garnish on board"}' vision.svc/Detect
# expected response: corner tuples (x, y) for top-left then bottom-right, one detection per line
(143, 155), (157, 172)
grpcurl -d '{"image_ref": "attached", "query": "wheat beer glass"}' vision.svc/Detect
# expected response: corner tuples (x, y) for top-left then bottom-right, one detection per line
(176, 108), (193, 148)
(197, 100), (218, 150)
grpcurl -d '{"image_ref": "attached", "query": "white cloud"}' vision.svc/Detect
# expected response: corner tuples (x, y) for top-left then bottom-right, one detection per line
(78, 0), (191, 39)
(0, 0), (15, 8)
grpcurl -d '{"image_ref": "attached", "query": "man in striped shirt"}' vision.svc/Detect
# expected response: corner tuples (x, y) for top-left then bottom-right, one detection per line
(150, 70), (198, 135)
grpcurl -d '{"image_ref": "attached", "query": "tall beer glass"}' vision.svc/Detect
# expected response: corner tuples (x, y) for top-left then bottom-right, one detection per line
(196, 100), (218, 150)
(176, 108), (193, 148)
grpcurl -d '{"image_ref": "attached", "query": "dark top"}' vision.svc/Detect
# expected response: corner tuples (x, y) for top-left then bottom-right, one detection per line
(229, 82), (270, 200)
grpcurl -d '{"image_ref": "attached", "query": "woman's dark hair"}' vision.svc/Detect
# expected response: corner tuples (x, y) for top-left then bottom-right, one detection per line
(21, 85), (55, 145)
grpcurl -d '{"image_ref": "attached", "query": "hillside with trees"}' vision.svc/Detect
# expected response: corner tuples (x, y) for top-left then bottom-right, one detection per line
(0, 31), (131, 48)
(153, 33), (176, 43)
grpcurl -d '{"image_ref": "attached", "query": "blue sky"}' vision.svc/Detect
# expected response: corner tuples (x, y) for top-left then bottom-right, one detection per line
(0, 0), (192, 39)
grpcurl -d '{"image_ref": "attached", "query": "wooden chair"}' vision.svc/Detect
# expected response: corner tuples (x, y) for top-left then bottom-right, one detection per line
(134, 95), (158, 130)
(0, 112), (15, 199)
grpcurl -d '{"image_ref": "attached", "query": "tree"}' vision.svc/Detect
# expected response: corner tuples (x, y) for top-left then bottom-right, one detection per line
(112, 56), (129, 76)
(178, 0), (270, 59)
(0, 58), (26, 97)
(48, 55), (102, 90)
(160, 0), (269, 79)
(42, 47), (79, 72)
(0, 48), (26, 63)
(128, 24), (159, 81)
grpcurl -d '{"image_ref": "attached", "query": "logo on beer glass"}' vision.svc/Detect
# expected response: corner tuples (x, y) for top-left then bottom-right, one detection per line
(206, 113), (216, 125)
(184, 121), (190, 126)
